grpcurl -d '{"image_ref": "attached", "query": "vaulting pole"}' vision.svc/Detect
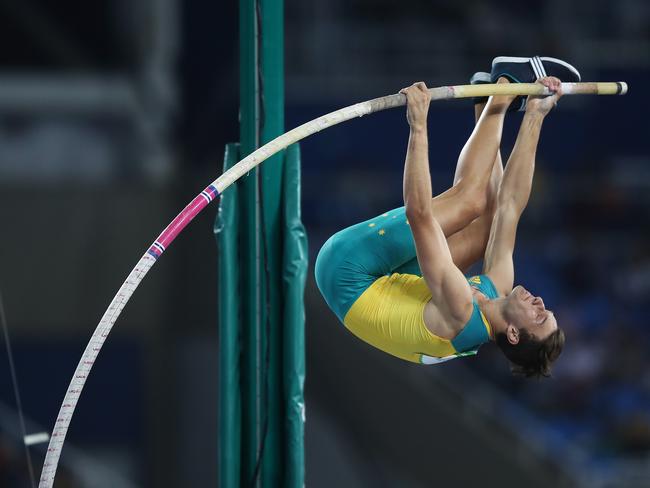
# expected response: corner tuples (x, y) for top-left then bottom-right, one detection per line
(39, 60), (625, 488)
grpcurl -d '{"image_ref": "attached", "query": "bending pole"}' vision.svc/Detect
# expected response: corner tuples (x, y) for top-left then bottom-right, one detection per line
(38, 80), (628, 487)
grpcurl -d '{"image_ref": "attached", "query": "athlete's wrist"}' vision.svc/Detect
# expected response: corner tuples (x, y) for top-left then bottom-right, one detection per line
(522, 110), (546, 124)
(409, 125), (428, 136)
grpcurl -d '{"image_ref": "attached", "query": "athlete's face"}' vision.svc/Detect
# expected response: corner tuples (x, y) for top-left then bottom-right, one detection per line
(505, 285), (558, 341)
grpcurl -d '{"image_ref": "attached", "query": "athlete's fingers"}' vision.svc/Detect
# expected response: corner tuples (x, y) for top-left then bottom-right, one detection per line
(538, 76), (561, 92)
(414, 82), (431, 101)
(545, 77), (562, 100)
(401, 82), (425, 92)
(555, 80), (564, 99)
(399, 85), (418, 96)
(535, 76), (563, 107)
(400, 82), (431, 129)
(400, 84), (431, 104)
(414, 81), (428, 91)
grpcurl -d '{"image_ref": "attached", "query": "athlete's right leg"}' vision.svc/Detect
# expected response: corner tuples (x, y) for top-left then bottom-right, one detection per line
(427, 78), (514, 238)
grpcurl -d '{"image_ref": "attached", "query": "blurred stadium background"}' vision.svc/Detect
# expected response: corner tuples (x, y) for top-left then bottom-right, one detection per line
(0, 0), (648, 486)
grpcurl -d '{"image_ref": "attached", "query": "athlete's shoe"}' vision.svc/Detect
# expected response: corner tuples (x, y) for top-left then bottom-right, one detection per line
(470, 71), (491, 105)
(490, 55), (581, 111)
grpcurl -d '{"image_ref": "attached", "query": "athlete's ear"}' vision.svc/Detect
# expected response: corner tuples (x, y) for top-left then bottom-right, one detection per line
(506, 324), (519, 345)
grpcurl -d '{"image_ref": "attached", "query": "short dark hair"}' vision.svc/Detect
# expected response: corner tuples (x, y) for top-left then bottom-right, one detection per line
(496, 327), (565, 379)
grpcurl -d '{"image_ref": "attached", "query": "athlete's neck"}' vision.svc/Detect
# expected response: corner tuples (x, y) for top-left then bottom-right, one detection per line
(477, 298), (509, 341)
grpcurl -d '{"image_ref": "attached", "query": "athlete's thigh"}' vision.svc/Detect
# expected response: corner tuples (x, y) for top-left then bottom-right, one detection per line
(446, 215), (492, 272)
(429, 184), (477, 237)
(397, 208), (492, 276)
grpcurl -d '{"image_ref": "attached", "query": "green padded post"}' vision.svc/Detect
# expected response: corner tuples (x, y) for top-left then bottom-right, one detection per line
(259, 0), (285, 484)
(214, 143), (242, 488)
(239, 0), (262, 484)
(282, 143), (307, 488)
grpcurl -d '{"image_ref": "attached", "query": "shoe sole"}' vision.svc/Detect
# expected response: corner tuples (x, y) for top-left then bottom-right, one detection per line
(492, 56), (581, 81)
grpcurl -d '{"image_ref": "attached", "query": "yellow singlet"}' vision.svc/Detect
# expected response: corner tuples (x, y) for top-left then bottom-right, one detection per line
(343, 273), (492, 364)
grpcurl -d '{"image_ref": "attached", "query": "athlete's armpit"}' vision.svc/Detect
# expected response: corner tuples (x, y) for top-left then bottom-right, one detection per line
(482, 204), (519, 295)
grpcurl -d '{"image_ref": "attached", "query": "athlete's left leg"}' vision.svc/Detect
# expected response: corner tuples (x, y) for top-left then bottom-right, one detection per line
(447, 99), (504, 272)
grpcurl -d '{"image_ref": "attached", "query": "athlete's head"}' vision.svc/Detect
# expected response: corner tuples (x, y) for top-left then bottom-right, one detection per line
(496, 285), (565, 378)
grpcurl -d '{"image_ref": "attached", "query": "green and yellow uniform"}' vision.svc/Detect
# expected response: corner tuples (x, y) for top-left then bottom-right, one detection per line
(315, 207), (499, 364)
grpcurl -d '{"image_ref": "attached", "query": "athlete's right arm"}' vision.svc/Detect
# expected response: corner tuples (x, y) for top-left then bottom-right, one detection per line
(401, 82), (473, 321)
(484, 77), (562, 294)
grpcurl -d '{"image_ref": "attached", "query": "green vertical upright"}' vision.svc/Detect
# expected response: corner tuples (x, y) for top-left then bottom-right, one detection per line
(259, 0), (285, 485)
(218, 1), (305, 486)
(239, 0), (263, 485)
(215, 144), (242, 488)
(282, 144), (307, 487)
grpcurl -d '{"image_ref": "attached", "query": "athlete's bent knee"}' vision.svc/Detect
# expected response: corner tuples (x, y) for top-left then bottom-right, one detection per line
(455, 179), (489, 217)
(461, 192), (489, 222)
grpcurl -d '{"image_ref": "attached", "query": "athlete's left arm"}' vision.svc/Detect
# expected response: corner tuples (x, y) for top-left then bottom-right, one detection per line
(401, 82), (473, 321)
(483, 77), (562, 295)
